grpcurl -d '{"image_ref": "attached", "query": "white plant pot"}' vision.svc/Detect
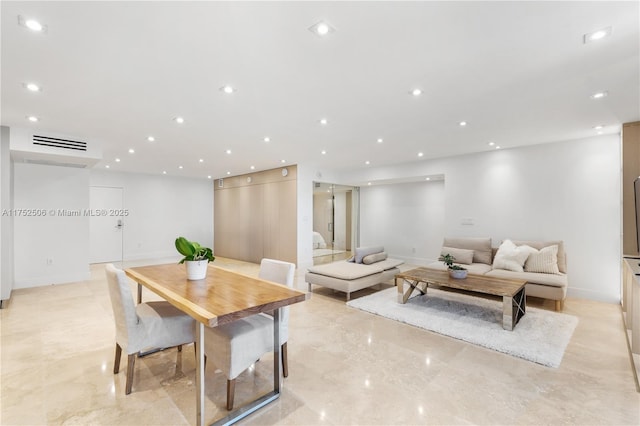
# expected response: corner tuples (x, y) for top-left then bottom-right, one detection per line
(185, 260), (209, 280)
(449, 269), (468, 279)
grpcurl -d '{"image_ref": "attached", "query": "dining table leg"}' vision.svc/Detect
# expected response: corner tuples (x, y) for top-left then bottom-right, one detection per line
(195, 322), (205, 426)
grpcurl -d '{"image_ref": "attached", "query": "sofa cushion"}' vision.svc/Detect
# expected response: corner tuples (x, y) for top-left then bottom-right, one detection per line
(443, 237), (492, 265)
(425, 262), (492, 275)
(485, 269), (568, 288)
(492, 240), (536, 273)
(440, 246), (474, 265)
(362, 252), (388, 265)
(307, 261), (384, 280)
(524, 245), (560, 274)
(373, 258), (404, 271)
(511, 240), (566, 273)
(354, 246), (385, 264)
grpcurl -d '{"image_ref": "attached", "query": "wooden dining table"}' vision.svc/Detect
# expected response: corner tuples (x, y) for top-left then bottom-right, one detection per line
(125, 263), (309, 426)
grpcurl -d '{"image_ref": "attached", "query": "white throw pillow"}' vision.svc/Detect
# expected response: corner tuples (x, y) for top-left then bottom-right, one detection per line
(362, 252), (388, 265)
(354, 246), (385, 264)
(492, 240), (536, 273)
(524, 245), (560, 274)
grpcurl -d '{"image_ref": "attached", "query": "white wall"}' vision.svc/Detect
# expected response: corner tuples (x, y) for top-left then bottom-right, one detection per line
(360, 180), (445, 265)
(90, 170), (213, 260)
(13, 163), (90, 288)
(1, 126), (14, 302)
(322, 134), (621, 303)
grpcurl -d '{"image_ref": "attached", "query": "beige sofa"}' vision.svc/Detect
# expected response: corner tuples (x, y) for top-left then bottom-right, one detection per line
(306, 247), (404, 301)
(426, 237), (568, 311)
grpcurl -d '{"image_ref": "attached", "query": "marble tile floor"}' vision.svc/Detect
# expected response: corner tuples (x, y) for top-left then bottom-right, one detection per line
(1, 257), (639, 425)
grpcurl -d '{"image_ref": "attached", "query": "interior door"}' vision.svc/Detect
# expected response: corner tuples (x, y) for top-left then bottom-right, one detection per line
(89, 186), (124, 263)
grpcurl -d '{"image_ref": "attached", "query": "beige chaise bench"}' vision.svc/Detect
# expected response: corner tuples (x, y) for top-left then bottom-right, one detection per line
(426, 237), (568, 311)
(306, 256), (404, 301)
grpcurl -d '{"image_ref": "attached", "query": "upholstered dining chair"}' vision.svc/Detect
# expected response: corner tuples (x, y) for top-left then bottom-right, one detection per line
(105, 263), (196, 395)
(203, 258), (295, 410)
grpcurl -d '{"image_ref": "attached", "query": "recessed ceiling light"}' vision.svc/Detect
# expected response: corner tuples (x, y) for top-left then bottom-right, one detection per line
(178, 165), (183, 169)
(597, 131), (603, 135)
(365, 161), (370, 165)
(411, 88), (423, 96)
(27, 115), (38, 122)
(128, 148), (135, 154)
(590, 91), (608, 99)
(309, 21), (335, 37)
(226, 171), (231, 175)
(459, 121), (467, 127)
(220, 85), (235, 94)
(250, 166), (255, 170)
(321, 150), (327, 155)
(593, 125), (604, 130)
(495, 146), (501, 150)
(115, 158), (121, 162)
(425, 177), (430, 181)
(367, 182), (372, 186)
(147, 136), (155, 142)
(162, 171), (167, 175)
(105, 165), (110, 169)
(225, 149), (232, 154)
(174, 116), (185, 124)
(281, 159), (286, 163)
(24, 82), (41, 92)
(488, 141), (495, 146)
(377, 138), (383, 143)
(417, 152), (424, 157)
(207, 175), (212, 179)
(319, 118), (328, 125)
(199, 159), (204, 163)
(18, 16), (46, 32)
(264, 137), (270, 142)
(584, 26), (612, 43)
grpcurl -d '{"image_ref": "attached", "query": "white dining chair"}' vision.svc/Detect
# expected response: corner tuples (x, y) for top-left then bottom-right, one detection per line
(203, 258), (295, 410)
(105, 263), (196, 395)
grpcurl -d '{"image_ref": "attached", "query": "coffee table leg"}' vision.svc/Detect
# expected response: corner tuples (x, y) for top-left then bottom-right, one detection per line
(502, 296), (514, 330)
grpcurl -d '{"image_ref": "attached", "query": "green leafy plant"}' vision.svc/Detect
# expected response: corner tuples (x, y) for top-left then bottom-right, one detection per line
(175, 236), (215, 264)
(438, 253), (467, 271)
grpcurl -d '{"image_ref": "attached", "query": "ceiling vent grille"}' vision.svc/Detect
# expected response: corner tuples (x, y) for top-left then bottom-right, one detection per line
(32, 134), (88, 152)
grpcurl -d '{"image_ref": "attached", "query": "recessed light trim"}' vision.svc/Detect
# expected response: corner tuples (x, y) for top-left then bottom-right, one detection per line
(417, 152), (424, 157)
(105, 165), (110, 169)
(459, 121), (467, 127)
(27, 115), (38, 122)
(162, 171), (167, 175)
(24, 82), (41, 92)
(365, 161), (370, 165)
(308, 21), (335, 37)
(495, 146), (501, 150)
(425, 177), (430, 181)
(411, 88), (423, 96)
(207, 175), (212, 179)
(115, 158), (121, 162)
(226, 171), (231, 175)
(178, 165), (183, 169)
(220, 85), (235, 94)
(593, 125), (604, 130)
(199, 159), (204, 163)
(488, 141), (495, 146)
(377, 138), (383, 143)
(18, 16), (46, 32)
(250, 166), (255, 170)
(584, 26), (612, 43)
(281, 159), (286, 163)
(147, 136), (155, 142)
(128, 148), (135, 154)
(321, 150), (327, 155)
(590, 91), (608, 99)
(319, 118), (328, 125)
(263, 137), (270, 143)
(174, 116), (185, 124)
(367, 182), (372, 186)
(225, 149), (232, 155)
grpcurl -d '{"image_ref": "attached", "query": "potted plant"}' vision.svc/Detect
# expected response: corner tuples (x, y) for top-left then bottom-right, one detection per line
(175, 236), (215, 280)
(439, 253), (468, 279)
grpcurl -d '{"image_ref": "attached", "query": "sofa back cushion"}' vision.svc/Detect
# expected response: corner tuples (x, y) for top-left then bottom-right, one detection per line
(440, 246), (474, 265)
(511, 240), (566, 273)
(443, 237), (492, 265)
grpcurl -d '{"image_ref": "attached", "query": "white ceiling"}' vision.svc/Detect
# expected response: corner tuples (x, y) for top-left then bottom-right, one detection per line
(2, 1), (639, 180)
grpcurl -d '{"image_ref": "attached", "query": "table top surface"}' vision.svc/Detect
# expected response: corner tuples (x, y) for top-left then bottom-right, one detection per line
(396, 267), (527, 297)
(125, 263), (308, 327)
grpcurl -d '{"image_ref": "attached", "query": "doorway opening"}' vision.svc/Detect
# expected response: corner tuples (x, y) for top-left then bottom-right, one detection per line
(312, 182), (359, 265)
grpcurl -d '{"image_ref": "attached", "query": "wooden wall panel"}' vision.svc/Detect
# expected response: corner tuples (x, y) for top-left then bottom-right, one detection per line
(214, 166), (297, 265)
(623, 122), (640, 256)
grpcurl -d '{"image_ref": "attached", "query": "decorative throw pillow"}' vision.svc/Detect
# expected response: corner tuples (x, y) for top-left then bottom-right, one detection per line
(362, 252), (388, 265)
(492, 240), (536, 272)
(354, 246), (384, 264)
(524, 245), (560, 274)
(440, 246), (474, 265)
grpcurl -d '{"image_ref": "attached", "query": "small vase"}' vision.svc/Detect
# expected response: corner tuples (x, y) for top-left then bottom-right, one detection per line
(185, 260), (209, 280)
(449, 269), (468, 279)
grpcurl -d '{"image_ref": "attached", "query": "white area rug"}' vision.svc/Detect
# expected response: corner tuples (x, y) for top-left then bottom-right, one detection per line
(312, 249), (346, 257)
(347, 287), (578, 367)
